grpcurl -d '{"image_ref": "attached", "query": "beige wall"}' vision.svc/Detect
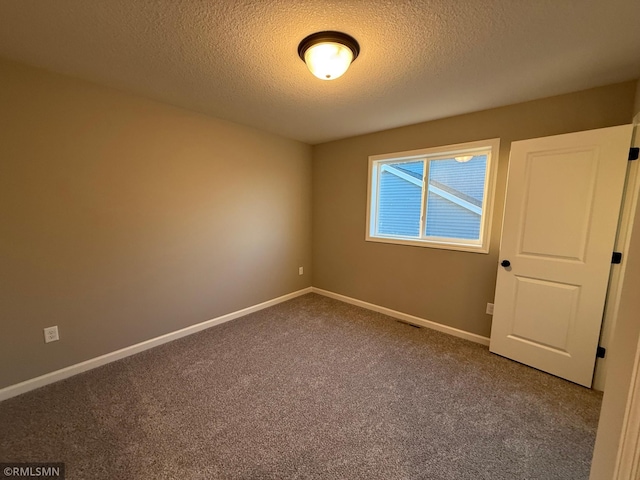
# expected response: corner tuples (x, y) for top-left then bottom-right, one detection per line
(635, 79), (640, 116)
(0, 59), (312, 389)
(312, 82), (636, 338)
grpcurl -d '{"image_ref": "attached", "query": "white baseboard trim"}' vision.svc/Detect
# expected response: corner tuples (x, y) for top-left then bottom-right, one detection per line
(312, 287), (490, 346)
(1, 286), (490, 402)
(0, 287), (313, 402)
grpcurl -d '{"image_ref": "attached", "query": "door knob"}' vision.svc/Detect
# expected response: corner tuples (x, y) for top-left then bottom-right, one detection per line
(501, 260), (511, 267)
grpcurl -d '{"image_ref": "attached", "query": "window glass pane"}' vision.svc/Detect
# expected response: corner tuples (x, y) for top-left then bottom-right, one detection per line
(425, 155), (487, 240)
(377, 160), (424, 237)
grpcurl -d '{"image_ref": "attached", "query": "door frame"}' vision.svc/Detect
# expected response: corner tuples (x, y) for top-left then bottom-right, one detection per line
(614, 334), (640, 480)
(593, 130), (640, 390)
(610, 116), (640, 480)
(590, 114), (640, 480)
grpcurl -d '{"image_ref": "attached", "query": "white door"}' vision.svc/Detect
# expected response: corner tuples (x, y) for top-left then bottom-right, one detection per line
(490, 125), (633, 387)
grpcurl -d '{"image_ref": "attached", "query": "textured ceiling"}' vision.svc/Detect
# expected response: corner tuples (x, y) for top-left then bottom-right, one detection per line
(0, 1), (639, 144)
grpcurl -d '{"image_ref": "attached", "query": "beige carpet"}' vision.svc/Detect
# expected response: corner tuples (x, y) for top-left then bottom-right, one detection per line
(0, 293), (602, 479)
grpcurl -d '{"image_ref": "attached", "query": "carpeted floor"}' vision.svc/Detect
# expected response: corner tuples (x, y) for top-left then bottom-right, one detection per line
(0, 293), (602, 479)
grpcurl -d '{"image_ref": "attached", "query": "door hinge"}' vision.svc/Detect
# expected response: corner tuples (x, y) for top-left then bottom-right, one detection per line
(612, 251), (623, 264)
(597, 346), (606, 359)
(630, 147), (639, 161)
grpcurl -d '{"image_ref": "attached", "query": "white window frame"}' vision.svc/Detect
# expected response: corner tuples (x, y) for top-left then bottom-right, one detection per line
(366, 138), (500, 254)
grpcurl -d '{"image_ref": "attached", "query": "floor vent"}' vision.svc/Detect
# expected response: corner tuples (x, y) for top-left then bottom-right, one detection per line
(397, 320), (421, 328)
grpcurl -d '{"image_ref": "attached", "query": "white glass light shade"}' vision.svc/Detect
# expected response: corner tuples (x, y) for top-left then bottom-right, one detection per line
(454, 155), (474, 163)
(303, 41), (354, 80)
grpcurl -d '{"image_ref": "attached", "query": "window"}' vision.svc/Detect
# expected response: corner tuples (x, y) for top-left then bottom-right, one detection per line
(366, 138), (499, 253)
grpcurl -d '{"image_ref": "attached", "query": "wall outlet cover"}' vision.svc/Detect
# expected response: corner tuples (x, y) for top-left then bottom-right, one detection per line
(44, 326), (59, 343)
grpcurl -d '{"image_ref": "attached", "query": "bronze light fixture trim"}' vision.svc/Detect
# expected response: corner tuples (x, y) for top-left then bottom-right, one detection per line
(298, 31), (360, 80)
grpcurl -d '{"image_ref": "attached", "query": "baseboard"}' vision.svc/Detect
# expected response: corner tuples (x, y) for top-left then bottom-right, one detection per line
(312, 287), (490, 346)
(0, 287), (313, 402)
(1, 285), (489, 402)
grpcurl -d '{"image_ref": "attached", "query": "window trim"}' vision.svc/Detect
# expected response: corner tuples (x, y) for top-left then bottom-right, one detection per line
(366, 138), (500, 254)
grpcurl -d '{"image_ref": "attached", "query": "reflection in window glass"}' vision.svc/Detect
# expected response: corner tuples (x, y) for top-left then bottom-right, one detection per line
(425, 156), (487, 240)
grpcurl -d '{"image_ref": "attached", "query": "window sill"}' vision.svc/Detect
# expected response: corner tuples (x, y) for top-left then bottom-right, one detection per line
(365, 235), (490, 254)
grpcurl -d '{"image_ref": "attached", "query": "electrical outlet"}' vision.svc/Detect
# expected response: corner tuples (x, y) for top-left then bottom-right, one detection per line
(299, 266), (304, 275)
(486, 303), (494, 315)
(44, 326), (59, 343)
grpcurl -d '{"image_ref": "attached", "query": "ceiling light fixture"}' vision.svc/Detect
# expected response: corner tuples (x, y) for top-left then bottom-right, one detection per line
(298, 31), (360, 81)
(454, 155), (474, 163)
